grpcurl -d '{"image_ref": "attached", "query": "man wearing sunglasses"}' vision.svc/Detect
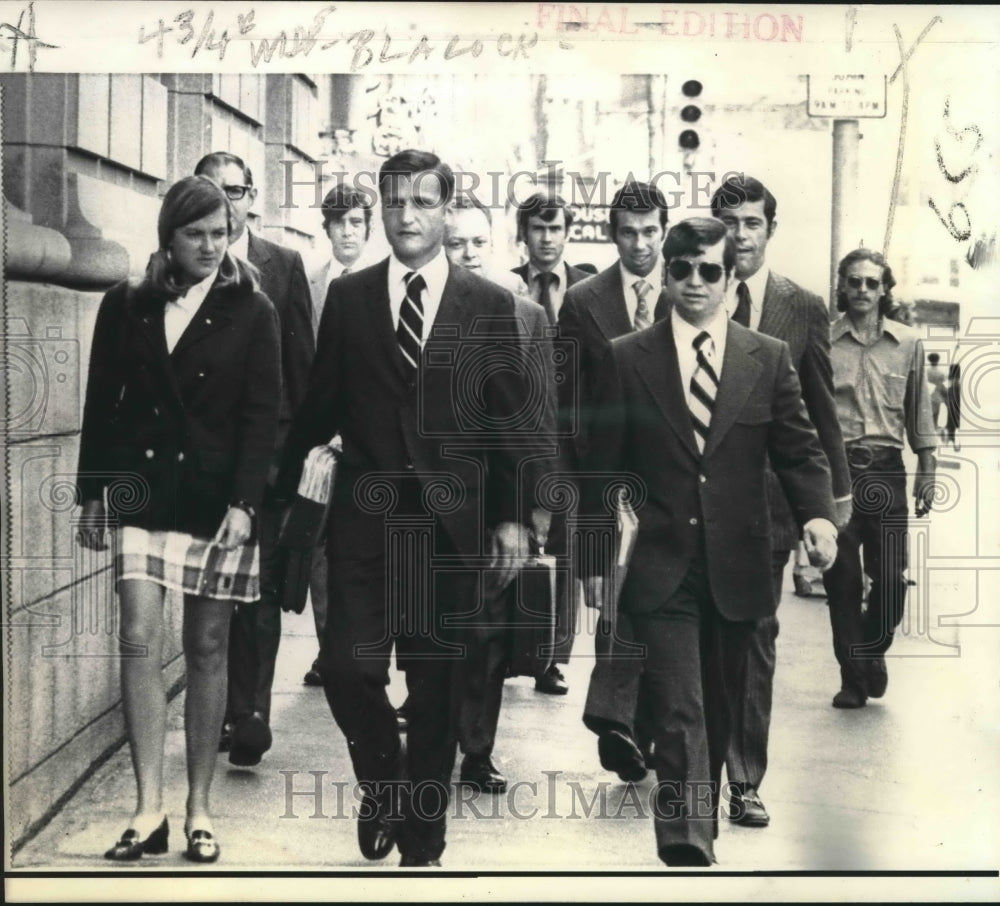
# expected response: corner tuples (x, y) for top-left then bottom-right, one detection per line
(824, 248), (937, 710)
(582, 217), (838, 867)
(709, 175), (852, 829)
(194, 151), (315, 768)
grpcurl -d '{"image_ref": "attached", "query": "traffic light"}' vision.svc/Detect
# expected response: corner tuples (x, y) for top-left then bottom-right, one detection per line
(678, 79), (703, 152)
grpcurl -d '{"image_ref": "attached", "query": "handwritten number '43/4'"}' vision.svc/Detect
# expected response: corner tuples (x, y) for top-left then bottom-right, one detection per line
(928, 97), (982, 243)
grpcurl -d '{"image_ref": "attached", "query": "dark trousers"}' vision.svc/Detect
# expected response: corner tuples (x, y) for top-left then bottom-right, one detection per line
(823, 450), (909, 695)
(632, 551), (754, 863)
(725, 547), (790, 791)
(582, 610), (651, 742)
(319, 482), (470, 862)
(546, 512), (576, 666)
(309, 543), (329, 654)
(456, 577), (515, 758)
(226, 494), (283, 725)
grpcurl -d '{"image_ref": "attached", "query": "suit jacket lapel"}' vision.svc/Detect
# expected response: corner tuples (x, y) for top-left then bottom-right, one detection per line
(703, 326), (762, 459)
(589, 267), (632, 341)
(125, 287), (184, 410)
(170, 285), (235, 359)
(633, 319), (699, 460)
(363, 259), (411, 384)
(247, 232), (269, 270)
(757, 272), (789, 339)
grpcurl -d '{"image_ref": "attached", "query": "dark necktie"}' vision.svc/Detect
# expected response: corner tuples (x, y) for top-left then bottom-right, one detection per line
(536, 271), (558, 325)
(689, 331), (718, 455)
(733, 280), (751, 327)
(397, 272), (425, 375)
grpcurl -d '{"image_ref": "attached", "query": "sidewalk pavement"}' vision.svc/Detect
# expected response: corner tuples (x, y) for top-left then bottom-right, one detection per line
(11, 450), (999, 883)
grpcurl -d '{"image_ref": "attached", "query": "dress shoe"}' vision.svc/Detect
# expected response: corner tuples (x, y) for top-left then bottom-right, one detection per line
(597, 729), (648, 783)
(459, 753), (507, 794)
(104, 816), (169, 860)
(730, 786), (770, 827)
(229, 712), (272, 766)
(867, 656), (888, 698)
(303, 661), (323, 686)
(832, 686), (867, 709)
(396, 703), (409, 732)
(183, 827), (220, 863)
(658, 842), (712, 867)
(534, 664), (568, 695)
(399, 854), (441, 867)
(218, 722), (233, 753)
(358, 795), (396, 860)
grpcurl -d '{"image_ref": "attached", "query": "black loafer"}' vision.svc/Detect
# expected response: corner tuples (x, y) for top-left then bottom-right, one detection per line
(396, 704), (409, 732)
(659, 842), (712, 867)
(399, 854), (441, 867)
(104, 817), (169, 860)
(358, 795), (396, 861)
(832, 687), (867, 709)
(730, 786), (770, 827)
(459, 753), (507, 793)
(229, 713), (272, 767)
(597, 729), (648, 783)
(303, 666), (323, 686)
(183, 828), (220, 863)
(534, 665), (568, 695)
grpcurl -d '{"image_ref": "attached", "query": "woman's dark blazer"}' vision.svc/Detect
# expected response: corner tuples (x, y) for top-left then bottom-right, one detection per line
(77, 277), (282, 539)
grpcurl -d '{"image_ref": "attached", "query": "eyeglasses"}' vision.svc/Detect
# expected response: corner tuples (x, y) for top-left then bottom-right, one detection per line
(667, 259), (725, 284)
(222, 185), (252, 201)
(845, 275), (881, 291)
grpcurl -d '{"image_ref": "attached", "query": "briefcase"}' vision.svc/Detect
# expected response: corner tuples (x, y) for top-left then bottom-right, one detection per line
(507, 553), (558, 678)
(275, 442), (339, 614)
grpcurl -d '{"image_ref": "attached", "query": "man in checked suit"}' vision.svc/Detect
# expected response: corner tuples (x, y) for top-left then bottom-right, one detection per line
(194, 151), (315, 768)
(278, 150), (543, 867)
(583, 217), (838, 866)
(709, 175), (852, 827)
(561, 179), (671, 779)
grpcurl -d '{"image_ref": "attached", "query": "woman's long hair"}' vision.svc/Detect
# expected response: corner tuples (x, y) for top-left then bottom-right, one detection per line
(140, 175), (259, 300)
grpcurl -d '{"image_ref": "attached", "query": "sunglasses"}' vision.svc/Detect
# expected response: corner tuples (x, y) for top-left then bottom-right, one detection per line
(222, 185), (252, 201)
(667, 259), (725, 284)
(845, 275), (881, 291)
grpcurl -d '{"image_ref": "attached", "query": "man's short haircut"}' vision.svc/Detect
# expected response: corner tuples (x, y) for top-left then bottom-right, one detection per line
(928, 352), (941, 365)
(194, 151), (253, 187)
(662, 217), (737, 276)
(609, 179), (670, 238)
(321, 184), (373, 236)
(451, 193), (493, 227)
(377, 149), (455, 204)
(836, 247), (897, 315)
(515, 192), (573, 242)
(710, 174), (777, 226)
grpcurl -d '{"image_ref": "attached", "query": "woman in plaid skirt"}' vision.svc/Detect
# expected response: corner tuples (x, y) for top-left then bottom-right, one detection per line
(76, 176), (281, 863)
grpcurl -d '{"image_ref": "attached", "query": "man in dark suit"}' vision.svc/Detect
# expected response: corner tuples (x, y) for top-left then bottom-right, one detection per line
(443, 196), (555, 794)
(584, 217), (838, 866)
(509, 191), (590, 696)
(709, 175), (852, 827)
(194, 151), (315, 767)
(562, 180), (669, 777)
(278, 150), (542, 867)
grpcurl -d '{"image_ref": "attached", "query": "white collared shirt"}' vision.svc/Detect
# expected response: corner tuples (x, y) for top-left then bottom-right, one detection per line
(387, 249), (449, 344)
(672, 305), (729, 407)
(228, 229), (250, 264)
(619, 258), (663, 328)
(725, 266), (769, 331)
(164, 268), (218, 353)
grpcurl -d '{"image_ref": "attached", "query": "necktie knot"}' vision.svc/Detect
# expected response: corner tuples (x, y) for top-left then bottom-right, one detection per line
(405, 271), (426, 299)
(693, 330), (712, 354)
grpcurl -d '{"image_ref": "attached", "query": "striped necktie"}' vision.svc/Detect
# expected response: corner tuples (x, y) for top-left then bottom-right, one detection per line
(397, 271), (425, 374)
(633, 279), (652, 330)
(689, 331), (718, 455)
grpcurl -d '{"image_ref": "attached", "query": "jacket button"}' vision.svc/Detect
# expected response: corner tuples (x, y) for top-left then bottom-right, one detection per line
(689, 517), (698, 526)
(198, 372), (206, 378)
(153, 407), (160, 416)
(177, 452), (185, 463)
(699, 475), (707, 483)
(404, 459), (415, 471)
(205, 318), (212, 325)
(145, 449), (155, 459)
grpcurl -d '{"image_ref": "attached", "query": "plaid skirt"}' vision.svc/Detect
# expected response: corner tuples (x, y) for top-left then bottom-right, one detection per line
(116, 526), (260, 603)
